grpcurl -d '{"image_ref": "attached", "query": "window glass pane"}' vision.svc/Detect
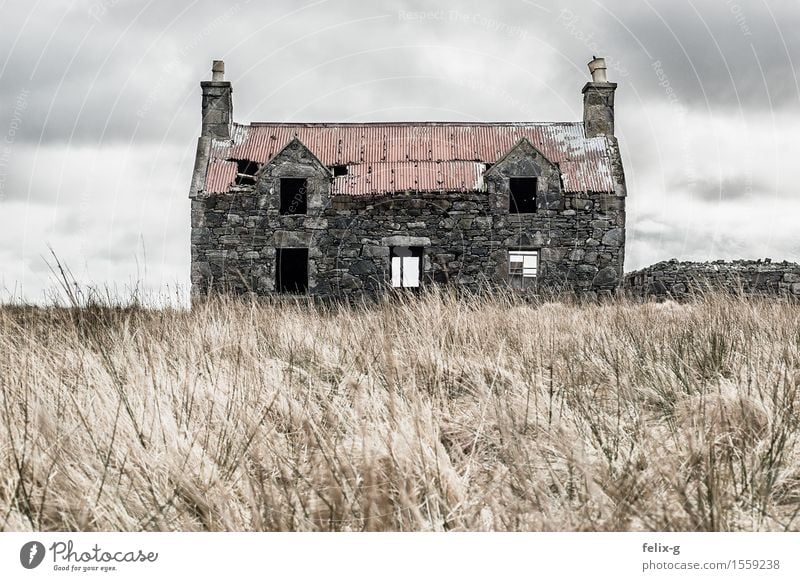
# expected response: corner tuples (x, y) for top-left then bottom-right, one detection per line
(391, 257), (402, 287)
(402, 257), (420, 287)
(523, 254), (537, 268)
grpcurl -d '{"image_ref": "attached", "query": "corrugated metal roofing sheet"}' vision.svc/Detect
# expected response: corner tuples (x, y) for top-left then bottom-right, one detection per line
(334, 161), (485, 196)
(205, 159), (238, 194)
(204, 122), (615, 195)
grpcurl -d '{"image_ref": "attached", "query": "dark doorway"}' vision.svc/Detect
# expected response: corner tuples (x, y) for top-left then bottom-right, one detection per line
(509, 177), (537, 214)
(280, 178), (308, 214)
(276, 248), (309, 293)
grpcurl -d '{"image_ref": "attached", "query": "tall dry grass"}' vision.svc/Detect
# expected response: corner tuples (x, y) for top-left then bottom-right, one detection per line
(1, 291), (799, 531)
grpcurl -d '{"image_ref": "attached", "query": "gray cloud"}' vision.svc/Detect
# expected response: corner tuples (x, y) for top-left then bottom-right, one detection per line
(2, 0), (796, 144)
(547, 0), (800, 111)
(671, 175), (764, 202)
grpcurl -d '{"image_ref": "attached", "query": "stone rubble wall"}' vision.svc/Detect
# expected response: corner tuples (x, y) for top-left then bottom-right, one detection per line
(624, 259), (800, 299)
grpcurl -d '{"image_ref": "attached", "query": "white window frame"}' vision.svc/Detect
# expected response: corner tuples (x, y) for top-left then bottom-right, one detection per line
(508, 250), (539, 280)
(391, 247), (422, 288)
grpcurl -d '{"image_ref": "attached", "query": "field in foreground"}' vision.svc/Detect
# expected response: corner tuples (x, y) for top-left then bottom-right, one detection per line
(1, 292), (799, 531)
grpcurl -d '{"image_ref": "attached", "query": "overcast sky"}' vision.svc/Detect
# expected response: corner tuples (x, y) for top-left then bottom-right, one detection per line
(0, 0), (798, 303)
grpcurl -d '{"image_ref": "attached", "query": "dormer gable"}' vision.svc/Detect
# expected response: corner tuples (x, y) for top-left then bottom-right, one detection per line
(484, 138), (564, 213)
(484, 138), (558, 180)
(257, 137), (331, 181)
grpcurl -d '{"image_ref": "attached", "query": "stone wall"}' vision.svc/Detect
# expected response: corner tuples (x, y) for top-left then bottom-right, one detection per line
(191, 140), (627, 300)
(624, 259), (800, 299)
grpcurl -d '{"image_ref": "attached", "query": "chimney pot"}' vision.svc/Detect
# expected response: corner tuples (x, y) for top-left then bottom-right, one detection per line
(212, 60), (225, 81)
(588, 57), (608, 83)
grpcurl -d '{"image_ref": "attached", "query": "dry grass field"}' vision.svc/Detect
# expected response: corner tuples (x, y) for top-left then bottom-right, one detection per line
(1, 291), (799, 531)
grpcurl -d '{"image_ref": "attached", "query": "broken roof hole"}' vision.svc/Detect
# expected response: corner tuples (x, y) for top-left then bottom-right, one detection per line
(228, 159), (259, 185)
(331, 164), (348, 177)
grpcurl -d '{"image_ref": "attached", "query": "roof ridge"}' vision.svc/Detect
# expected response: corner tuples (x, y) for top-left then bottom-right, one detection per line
(245, 121), (582, 127)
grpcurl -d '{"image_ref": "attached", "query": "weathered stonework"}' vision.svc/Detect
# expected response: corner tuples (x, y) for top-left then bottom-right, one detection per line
(624, 259), (800, 299)
(191, 138), (626, 299)
(582, 82), (617, 138)
(189, 59), (627, 301)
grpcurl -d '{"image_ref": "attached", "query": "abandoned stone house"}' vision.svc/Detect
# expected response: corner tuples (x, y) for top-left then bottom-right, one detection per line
(189, 58), (627, 299)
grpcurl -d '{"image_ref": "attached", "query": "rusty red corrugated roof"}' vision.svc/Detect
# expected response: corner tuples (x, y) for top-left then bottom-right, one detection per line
(205, 159), (238, 194)
(204, 122), (615, 195)
(333, 161), (485, 195)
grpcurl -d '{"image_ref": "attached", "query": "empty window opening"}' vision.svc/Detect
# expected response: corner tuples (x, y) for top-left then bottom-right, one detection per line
(508, 250), (538, 288)
(509, 177), (537, 214)
(228, 159), (259, 186)
(276, 248), (309, 294)
(391, 246), (422, 288)
(280, 178), (308, 215)
(331, 164), (348, 177)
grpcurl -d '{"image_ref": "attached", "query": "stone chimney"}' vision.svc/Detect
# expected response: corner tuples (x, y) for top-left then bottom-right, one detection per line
(582, 57), (617, 138)
(200, 60), (232, 139)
